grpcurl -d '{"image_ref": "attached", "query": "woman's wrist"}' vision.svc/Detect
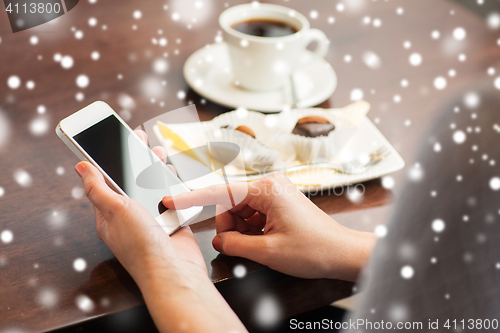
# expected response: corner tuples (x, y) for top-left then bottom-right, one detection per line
(134, 256), (208, 294)
(325, 227), (377, 281)
(136, 260), (248, 332)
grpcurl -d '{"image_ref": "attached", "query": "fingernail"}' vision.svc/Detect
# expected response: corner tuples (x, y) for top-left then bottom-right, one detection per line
(212, 235), (221, 252)
(75, 163), (87, 177)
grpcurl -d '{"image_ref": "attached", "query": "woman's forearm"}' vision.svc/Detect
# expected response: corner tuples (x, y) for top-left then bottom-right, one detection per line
(137, 267), (247, 333)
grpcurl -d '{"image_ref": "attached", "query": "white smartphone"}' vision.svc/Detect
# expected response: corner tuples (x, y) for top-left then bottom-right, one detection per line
(56, 101), (202, 235)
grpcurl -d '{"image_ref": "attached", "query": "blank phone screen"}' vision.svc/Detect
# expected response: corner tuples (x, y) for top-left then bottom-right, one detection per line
(73, 115), (186, 217)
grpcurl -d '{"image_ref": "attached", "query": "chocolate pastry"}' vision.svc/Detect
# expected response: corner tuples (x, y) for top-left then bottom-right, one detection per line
(221, 125), (256, 138)
(292, 116), (335, 137)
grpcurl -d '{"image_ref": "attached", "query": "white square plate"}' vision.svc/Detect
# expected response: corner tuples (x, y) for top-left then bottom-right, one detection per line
(153, 116), (404, 193)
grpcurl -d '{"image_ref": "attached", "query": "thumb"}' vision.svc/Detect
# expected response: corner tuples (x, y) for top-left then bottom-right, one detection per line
(213, 231), (271, 264)
(76, 161), (128, 222)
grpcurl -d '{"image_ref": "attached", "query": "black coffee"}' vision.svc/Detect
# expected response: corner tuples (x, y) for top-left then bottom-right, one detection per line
(231, 19), (298, 37)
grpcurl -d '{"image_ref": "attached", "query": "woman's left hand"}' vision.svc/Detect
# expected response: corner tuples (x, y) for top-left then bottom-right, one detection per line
(75, 130), (206, 284)
(75, 130), (246, 332)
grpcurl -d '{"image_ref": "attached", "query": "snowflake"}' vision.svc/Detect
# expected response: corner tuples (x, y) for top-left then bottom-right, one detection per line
(233, 264), (247, 278)
(76, 295), (95, 313)
(48, 210), (67, 229)
(463, 252), (474, 263)
(56, 166), (65, 175)
(486, 13), (500, 29)
(347, 186), (364, 203)
(490, 177), (500, 191)
(452, 130), (466, 144)
(381, 176), (395, 189)
(71, 187), (85, 199)
(73, 258), (87, 272)
(432, 219), (445, 233)
(255, 295), (281, 328)
(388, 304), (408, 322)
(494, 77), (500, 90)
(433, 142), (442, 152)
(433, 76), (447, 90)
(177, 91), (186, 99)
(29, 116), (49, 136)
(13, 169), (32, 187)
(60, 55), (74, 69)
(350, 88), (364, 101)
(76, 75), (89, 88)
(400, 265), (414, 279)
(36, 288), (58, 308)
(409, 53), (422, 66)
(1, 230), (13, 243)
(101, 297), (111, 307)
(7, 75), (21, 89)
(153, 59), (169, 73)
(374, 225), (387, 238)
(408, 163), (424, 181)
(452, 27), (466, 40)
(362, 51), (381, 69)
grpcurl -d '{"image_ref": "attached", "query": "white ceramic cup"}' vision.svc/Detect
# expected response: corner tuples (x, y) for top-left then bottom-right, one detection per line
(219, 3), (330, 92)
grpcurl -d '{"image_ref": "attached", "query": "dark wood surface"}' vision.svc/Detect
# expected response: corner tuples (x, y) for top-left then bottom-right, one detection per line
(0, 0), (499, 331)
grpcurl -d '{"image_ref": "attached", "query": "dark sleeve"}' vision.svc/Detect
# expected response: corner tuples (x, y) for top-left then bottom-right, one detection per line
(345, 88), (500, 332)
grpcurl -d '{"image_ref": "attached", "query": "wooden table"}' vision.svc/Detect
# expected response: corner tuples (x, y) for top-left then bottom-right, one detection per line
(1, 0), (499, 331)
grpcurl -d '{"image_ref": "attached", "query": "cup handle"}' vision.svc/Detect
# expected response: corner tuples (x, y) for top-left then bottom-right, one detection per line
(304, 28), (330, 58)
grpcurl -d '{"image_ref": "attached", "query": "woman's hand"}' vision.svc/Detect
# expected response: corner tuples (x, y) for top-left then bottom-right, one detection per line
(75, 130), (205, 284)
(75, 130), (246, 333)
(163, 173), (376, 282)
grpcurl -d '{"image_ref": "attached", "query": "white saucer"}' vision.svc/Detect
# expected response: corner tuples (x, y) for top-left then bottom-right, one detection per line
(183, 42), (337, 113)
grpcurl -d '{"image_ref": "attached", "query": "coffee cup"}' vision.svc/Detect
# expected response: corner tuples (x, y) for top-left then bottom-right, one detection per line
(219, 3), (330, 91)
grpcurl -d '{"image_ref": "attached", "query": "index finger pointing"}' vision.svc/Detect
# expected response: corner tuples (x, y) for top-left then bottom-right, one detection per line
(163, 182), (250, 209)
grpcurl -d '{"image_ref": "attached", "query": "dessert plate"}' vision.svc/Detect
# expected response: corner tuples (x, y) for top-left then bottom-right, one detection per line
(183, 42), (337, 113)
(153, 115), (405, 193)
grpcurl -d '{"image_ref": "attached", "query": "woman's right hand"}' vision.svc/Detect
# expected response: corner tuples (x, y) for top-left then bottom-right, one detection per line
(163, 174), (376, 282)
